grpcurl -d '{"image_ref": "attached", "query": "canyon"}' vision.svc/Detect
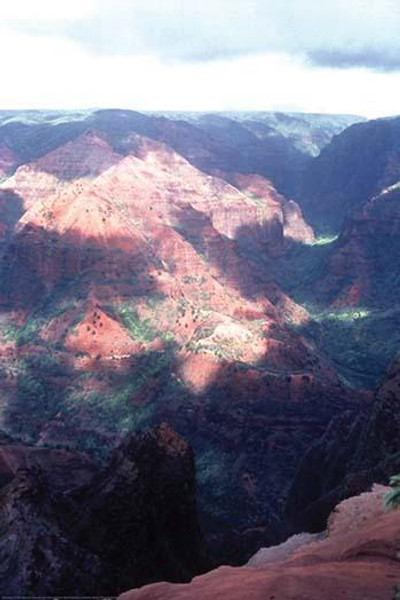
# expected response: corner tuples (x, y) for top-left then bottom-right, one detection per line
(0, 108), (399, 595)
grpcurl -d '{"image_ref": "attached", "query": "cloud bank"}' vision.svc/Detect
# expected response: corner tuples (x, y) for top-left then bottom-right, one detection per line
(1, 0), (400, 115)
(15, 0), (399, 71)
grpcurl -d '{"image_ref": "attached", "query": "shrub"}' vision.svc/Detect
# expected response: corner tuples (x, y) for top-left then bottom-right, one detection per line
(384, 475), (400, 510)
(117, 304), (157, 342)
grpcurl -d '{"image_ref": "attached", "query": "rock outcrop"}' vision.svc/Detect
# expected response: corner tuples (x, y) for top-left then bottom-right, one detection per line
(0, 424), (203, 596)
(0, 443), (96, 489)
(317, 185), (400, 308)
(119, 485), (400, 600)
(285, 355), (400, 534)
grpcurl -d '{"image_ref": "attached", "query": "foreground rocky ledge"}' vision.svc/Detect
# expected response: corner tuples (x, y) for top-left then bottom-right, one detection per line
(120, 485), (400, 600)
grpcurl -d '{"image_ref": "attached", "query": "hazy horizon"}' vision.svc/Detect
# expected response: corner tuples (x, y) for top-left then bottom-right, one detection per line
(0, 107), (372, 118)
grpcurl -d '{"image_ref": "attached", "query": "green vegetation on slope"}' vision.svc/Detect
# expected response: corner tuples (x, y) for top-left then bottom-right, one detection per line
(264, 235), (400, 389)
(116, 303), (158, 343)
(64, 348), (176, 435)
(296, 306), (400, 388)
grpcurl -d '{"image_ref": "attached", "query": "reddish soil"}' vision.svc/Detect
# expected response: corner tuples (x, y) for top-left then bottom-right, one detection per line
(120, 486), (400, 600)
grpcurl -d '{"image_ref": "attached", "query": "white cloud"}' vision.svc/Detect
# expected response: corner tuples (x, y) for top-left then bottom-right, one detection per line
(1, 23), (399, 118)
(2, 0), (399, 70)
(1, 6), (400, 118)
(58, 0), (400, 71)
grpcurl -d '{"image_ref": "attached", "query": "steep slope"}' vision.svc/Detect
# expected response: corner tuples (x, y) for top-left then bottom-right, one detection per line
(304, 187), (400, 388)
(265, 118), (400, 388)
(0, 109), (361, 195)
(0, 130), (313, 256)
(0, 424), (203, 596)
(156, 111), (362, 194)
(0, 190), (24, 241)
(0, 145), (19, 179)
(285, 355), (400, 534)
(0, 127), (361, 562)
(230, 173), (314, 250)
(119, 485), (400, 600)
(0, 443), (96, 489)
(0, 130), (123, 211)
(298, 116), (400, 233)
(317, 185), (400, 308)
(160, 110), (363, 156)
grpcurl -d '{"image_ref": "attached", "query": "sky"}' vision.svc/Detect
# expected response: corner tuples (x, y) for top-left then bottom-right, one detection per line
(1, 0), (400, 117)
